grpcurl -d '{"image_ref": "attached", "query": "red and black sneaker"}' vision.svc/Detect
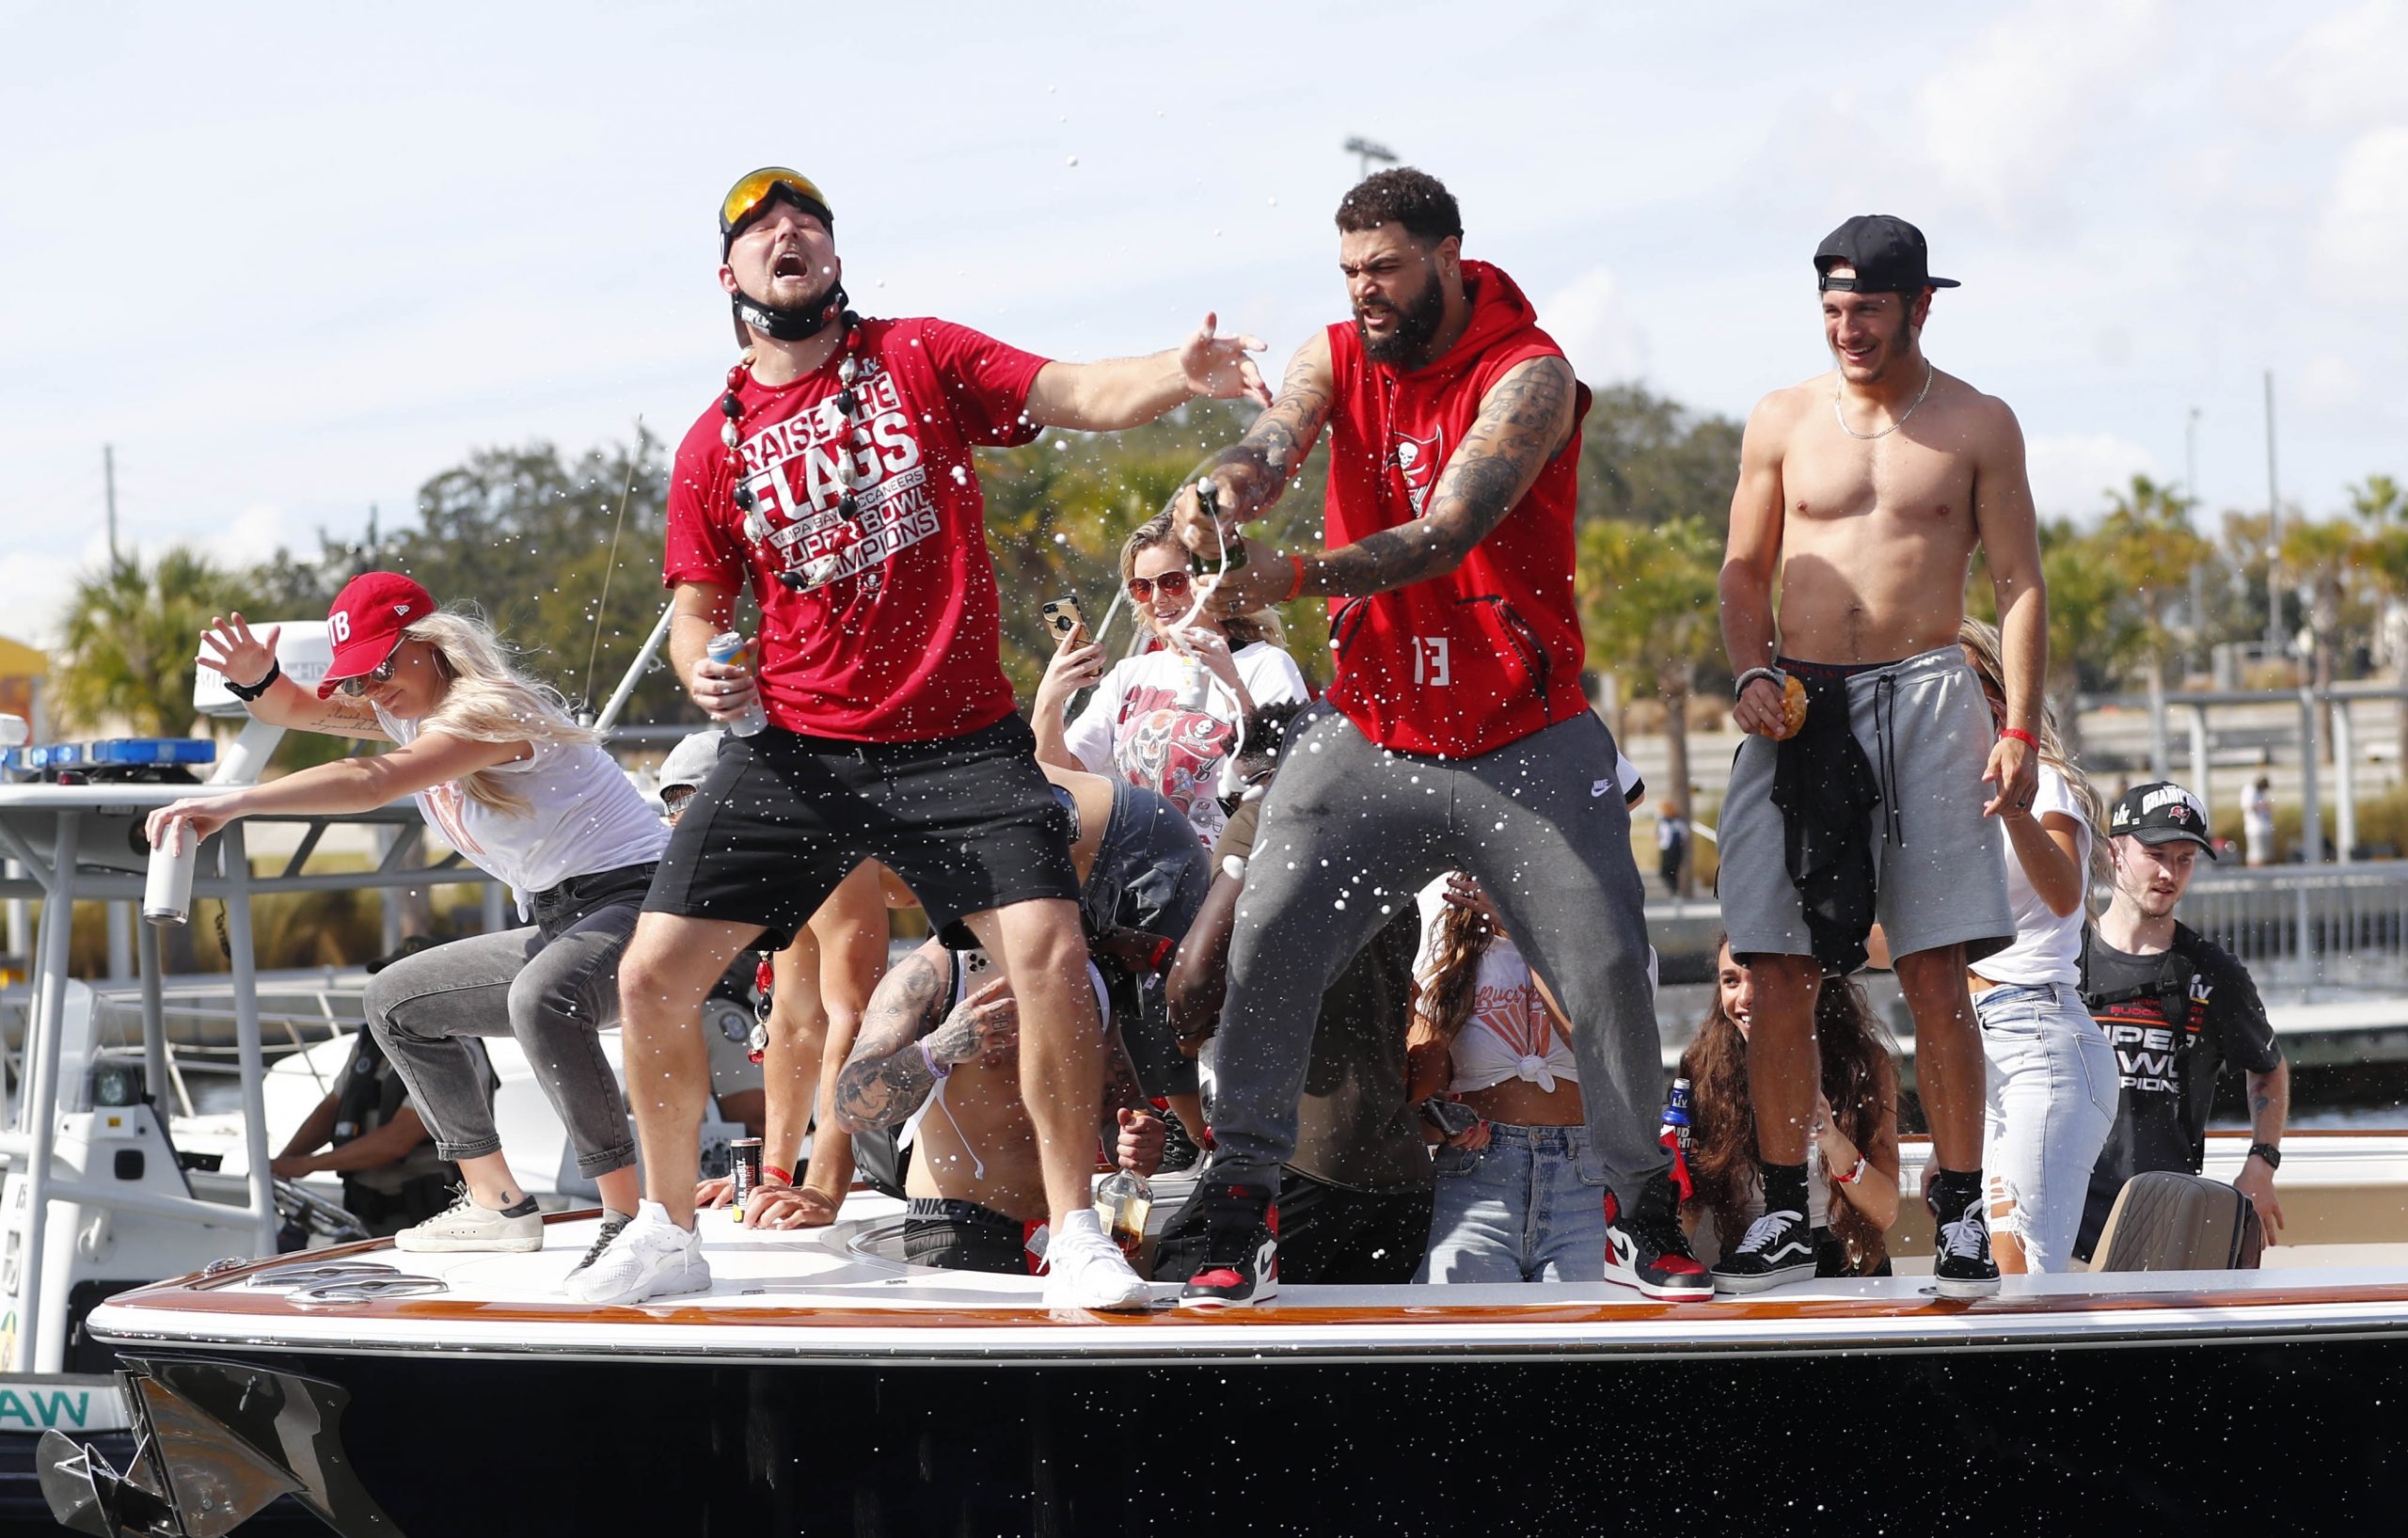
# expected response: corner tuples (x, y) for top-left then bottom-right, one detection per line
(1603, 1172), (1714, 1301)
(1176, 1183), (1279, 1309)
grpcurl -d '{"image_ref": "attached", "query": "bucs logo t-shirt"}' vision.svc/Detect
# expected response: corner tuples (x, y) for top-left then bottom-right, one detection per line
(1060, 641), (1311, 848)
(664, 317), (1050, 743)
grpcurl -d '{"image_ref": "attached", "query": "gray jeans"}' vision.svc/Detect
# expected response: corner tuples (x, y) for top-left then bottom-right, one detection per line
(1211, 706), (1667, 1208)
(367, 864), (649, 1177)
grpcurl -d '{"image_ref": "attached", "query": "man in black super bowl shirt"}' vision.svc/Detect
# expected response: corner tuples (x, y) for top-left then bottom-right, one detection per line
(2075, 782), (2289, 1261)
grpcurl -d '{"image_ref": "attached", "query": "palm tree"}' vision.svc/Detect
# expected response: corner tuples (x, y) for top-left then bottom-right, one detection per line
(1578, 515), (1720, 895)
(54, 548), (246, 737)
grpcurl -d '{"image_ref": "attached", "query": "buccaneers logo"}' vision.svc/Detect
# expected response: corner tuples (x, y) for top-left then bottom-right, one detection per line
(1391, 429), (1444, 518)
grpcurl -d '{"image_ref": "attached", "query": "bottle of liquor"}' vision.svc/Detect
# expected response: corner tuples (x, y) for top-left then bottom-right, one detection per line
(1094, 1168), (1153, 1263)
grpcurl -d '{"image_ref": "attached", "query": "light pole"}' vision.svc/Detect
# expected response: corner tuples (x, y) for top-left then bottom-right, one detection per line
(2264, 370), (2284, 656)
(1344, 136), (1398, 181)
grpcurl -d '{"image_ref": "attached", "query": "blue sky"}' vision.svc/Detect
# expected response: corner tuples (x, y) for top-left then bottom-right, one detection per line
(3, 0), (2402, 642)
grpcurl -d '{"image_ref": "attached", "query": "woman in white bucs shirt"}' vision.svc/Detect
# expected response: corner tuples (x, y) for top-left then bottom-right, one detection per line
(149, 573), (665, 1274)
(1035, 511), (1309, 848)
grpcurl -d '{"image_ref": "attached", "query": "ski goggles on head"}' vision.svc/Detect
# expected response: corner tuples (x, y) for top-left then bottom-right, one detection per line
(719, 168), (832, 251)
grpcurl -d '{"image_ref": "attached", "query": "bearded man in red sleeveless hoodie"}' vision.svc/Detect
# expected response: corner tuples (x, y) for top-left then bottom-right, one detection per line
(1167, 168), (1709, 1306)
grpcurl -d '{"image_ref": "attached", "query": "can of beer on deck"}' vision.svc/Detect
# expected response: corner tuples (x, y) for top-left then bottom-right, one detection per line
(705, 631), (770, 737)
(143, 819), (198, 927)
(730, 1136), (765, 1220)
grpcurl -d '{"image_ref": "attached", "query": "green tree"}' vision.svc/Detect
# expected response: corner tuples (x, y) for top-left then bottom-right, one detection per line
(1575, 384), (1744, 537)
(1578, 514), (1721, 894)
(55, 549), (248, 736)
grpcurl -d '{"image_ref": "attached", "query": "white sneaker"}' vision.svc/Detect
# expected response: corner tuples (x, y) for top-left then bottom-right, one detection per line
(563, 1201), (710, 1304)
(1041, 1219), (1152, 1312)
(394, 1188), (542, 1254)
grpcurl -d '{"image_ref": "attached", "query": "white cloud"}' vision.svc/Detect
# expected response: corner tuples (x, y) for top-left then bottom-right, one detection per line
(2026, 433), (2162, 521)
(2256, 1), (2408, 133)
(1914, 0), (2171, 225)
(2315, 126), (2408, 303)
(199, 504), (295, 572)
(2300, 354), (2366, 412)
(1543, 266), (1650, 386)
(0, 531), (112, 651)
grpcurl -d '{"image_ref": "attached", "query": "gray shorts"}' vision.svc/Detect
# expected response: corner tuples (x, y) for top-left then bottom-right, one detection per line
(1718, 645), (2012, 966)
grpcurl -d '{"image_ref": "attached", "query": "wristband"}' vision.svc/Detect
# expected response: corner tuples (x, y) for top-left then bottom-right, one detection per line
(1285, 552), (1307, 603)
(224, 658), (282, 703)
(1832, 1153), (1868, 1186)
(1999, 726), (2038, 749)
(919, 1038), (951, 1081)
(1734, 665), (1784, 702)
(762, 1164), (793, 1187)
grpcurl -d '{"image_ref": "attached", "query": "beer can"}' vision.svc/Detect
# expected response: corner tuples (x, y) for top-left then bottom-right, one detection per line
(143, 821), (198, 927)
(730, 1136), (765, 1216)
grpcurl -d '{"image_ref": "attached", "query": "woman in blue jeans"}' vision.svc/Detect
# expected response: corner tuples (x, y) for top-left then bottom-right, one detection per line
(150, 574), (666, 1268)
(1958, 619), (2118, 1273)
(1404, 872), (1606, 1282)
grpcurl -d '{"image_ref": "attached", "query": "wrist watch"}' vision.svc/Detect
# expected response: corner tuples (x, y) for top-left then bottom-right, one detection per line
(2247, 1142), (2282, 1170)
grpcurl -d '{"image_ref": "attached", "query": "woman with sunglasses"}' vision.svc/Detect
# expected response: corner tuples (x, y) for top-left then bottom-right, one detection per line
(147, 572), (664, 1272)
(1034, 511), (1307, 849)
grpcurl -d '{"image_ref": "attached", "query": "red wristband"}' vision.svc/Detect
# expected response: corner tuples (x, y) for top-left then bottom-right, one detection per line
(1999, 727), (2038, 749)
(1285, 552), (1306, 603)
(762, 1164), (793, 1187)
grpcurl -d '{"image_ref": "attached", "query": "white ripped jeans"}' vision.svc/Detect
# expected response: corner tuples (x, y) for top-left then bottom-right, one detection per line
(1976, 981), (2119, 1272)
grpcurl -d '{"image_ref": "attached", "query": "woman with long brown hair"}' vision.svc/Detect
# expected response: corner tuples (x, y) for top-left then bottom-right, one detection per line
(1956, 616), (2117, 1272)
(1403, 873), (1607, 1282)
(1682, 938), (1901, 1276)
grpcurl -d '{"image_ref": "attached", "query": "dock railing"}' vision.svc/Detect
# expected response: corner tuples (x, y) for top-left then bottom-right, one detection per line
(2178, 864), (2408, 981)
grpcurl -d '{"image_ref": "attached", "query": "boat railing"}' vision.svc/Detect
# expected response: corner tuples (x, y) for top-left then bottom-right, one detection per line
(0, 785), (504, 1372)
(2178, 863), (2408, 981)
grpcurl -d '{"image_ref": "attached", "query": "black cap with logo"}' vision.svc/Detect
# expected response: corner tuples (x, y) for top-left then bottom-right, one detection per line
(1815, 214), (1960, 294)
(2108, 781), (2217, 859)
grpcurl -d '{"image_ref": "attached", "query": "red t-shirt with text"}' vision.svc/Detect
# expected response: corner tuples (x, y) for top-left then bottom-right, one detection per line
(664, 317), (1049, 741)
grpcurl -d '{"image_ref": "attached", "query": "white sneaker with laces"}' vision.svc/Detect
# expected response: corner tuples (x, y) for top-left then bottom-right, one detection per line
(1041, 1213), (1152, 1312)
(563, 1201), (709, 1304)
(395, 1188), (542, 1254)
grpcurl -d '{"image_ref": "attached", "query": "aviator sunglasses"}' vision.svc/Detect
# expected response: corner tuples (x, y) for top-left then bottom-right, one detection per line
(1126, 569), (1195, 603)
(336, 649), (404, 698)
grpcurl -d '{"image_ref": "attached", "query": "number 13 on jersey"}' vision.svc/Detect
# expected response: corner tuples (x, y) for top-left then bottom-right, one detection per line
(1411, 636), (1451, 686)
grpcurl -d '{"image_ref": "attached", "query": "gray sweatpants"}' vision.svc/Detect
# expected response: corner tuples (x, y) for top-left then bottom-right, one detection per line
(1210, 706), (1667, 1207)
(367, 863), (648, 1178)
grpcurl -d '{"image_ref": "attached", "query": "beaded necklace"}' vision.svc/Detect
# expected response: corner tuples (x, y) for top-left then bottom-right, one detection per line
(721, 309), (871, 592)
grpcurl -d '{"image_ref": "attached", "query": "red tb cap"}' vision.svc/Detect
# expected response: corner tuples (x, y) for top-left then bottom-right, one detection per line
(318, 572), (436, 698)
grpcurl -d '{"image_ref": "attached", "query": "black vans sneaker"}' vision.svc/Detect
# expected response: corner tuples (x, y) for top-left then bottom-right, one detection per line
(1929, 1179), (2002, 1299)
(1711, 1205), (1816, 1293)
(1603, 1176), (1714, 1301)
(1176, 1183), (1278, 1309)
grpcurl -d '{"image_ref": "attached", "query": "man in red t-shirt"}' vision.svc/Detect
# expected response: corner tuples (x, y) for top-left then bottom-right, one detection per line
(1164, 168), (1707, 1307)
(573, 167), (1270, 1309)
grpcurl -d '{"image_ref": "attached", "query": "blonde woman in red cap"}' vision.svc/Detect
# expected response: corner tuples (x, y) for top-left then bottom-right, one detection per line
(148, 573), (666, 1277)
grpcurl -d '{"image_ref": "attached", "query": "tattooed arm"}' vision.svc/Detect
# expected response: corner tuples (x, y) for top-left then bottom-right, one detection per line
(1193, 353), (1579, 612)
(832, 950), (1023, 1132)
(1172, 332), (1339, 547)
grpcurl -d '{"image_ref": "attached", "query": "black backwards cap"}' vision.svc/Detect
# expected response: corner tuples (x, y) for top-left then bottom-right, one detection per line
(1815, 214), (1959, 294)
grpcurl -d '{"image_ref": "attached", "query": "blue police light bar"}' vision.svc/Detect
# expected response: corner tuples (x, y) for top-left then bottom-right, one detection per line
(87, 739), (216, 767)
(0, 740), (216, 771)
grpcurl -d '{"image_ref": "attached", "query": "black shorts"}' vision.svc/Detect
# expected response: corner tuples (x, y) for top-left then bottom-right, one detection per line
(902, 1197), (1038, 1275)
(644, 713), (1079, 945)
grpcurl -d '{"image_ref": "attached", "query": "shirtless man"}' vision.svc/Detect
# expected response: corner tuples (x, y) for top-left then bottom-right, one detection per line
(1716, 215), (2045, 1297)
(832, 943), (1165, 1274)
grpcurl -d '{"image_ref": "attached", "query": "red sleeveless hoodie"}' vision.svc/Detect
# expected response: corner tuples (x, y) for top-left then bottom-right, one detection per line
(1322, 261), (1592, 757)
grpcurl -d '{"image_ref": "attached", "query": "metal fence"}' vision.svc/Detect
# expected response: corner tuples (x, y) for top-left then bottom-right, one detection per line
(2178, 864), (2408, 976)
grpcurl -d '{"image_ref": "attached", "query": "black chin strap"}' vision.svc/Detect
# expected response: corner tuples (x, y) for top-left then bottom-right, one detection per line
(733, 282), (849, 342)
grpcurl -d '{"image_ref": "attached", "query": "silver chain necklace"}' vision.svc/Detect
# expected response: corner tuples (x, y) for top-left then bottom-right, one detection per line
(1832, 362), (1935, 441)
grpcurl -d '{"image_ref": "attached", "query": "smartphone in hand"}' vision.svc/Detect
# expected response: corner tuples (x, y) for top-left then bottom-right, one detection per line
(1040, 596), (1085, 642)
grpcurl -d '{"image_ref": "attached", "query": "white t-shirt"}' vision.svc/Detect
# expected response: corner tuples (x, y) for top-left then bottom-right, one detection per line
(2242, 784), (2275, 838)
(374, 706), (668, 899)
(1410, 875), (1584, 1093)
(1977, 762), (2091, 987)
(1062, 639), (1309, 848)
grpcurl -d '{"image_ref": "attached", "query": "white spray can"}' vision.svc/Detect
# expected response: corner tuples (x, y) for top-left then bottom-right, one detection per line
(144, 817), (198, 927)
(705, 631), (771, 737)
